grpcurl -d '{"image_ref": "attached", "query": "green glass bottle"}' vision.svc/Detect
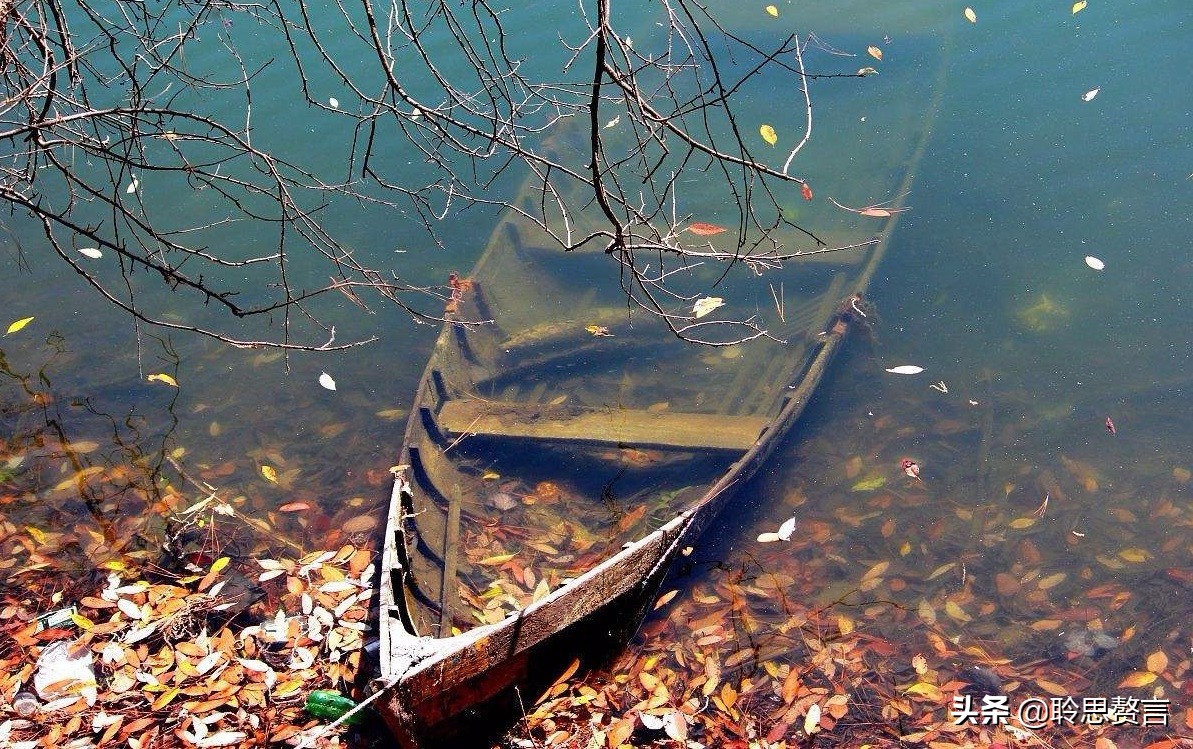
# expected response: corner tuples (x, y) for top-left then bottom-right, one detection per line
(305, 690), (363, 725)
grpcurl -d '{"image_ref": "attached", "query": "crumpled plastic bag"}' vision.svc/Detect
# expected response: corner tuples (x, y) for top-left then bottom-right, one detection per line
(33, 640), (97, 706)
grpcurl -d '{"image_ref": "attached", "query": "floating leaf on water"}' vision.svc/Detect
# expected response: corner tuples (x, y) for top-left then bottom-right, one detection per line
(757, 531), (782, 543)
(6, 316), (34, 335)
(765, 5), (778, 17)
(1084, 255), (1105, 270)
(857, 207), (895, 217)
(801, 182), (813, 202)
(777, 516), (797, 541)
(482, 470), (500, 480)
(261, 465), (279, 483)
(857, 66), (878, 76)
(78, 247), (103, 259)
(1082, 87), (1100, 101)
(759, 124), (778, 146)
(687, 222), (727, 236)
(318, 371), (337, 391)
(125, 176), (139, 194)
(604, 115), (620, 129)
(964, 7), (977, 22)
(1072, 0), (1087, 13)
(692, 296), (725, 318)
(329, 97), (340, 108)
(867, 46), (883, 61)
(586, 324), (613, 337)
(147, 373), (178, 387)
(884, 365), (924, 375)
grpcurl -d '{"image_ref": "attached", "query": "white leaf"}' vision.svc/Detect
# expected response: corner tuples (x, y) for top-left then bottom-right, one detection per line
(196, 731), (247, 748)
(692, 297), (725, 319)
(756, 531), (782, 543)
(777, 516), (797, 541)
(319, 580), (357, 594)
(78, 247), (103, 259)
(604, 115), (620, 129)
(125, 176), (139, 194)
(117, 598), (143, 620)
(1082, 87), (1100, 102)
(639, 712), (666, 730)
(884, 365), (924, 375)
(258, 568), (285, 582)
(1084, 255), (1105, 270)
(328, 97), (340, 108)
(238, 658), (271, 673)
(318, 371), (337, 390)
(195, 651), (223, 676)
(804, 702), (822, 734)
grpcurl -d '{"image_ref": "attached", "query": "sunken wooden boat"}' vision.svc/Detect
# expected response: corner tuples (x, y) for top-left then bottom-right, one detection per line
(374, 46), (944, 745)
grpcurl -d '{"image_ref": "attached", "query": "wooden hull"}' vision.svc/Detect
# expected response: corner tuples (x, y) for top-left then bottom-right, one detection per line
(374, 33), (947, 746)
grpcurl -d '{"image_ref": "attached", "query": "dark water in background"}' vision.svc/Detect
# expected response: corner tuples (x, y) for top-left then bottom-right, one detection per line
(1, 0), (1191, 720)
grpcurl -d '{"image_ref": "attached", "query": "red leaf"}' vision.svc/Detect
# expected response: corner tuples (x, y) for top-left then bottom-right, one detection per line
(801, 183), (813, 201)
(687, 222), (727, 236)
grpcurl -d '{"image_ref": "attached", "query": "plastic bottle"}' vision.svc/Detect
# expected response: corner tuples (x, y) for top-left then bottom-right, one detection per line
(305, 690), (363, 725)
(14, 691), (39, 717)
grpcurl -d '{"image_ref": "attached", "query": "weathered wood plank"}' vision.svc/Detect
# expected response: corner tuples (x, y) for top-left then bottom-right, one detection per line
(436, 398), (769, 452)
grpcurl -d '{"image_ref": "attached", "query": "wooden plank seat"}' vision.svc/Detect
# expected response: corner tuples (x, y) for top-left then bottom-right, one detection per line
(436, 397), (772, 453)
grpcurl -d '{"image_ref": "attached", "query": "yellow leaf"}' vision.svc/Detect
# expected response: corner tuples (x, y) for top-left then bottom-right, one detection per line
(944, 600), (972, 622)
(260, 465), (278, 483)
(210, 556), (231, 575)
(26, 525), (47, 544)
(851, 475), (886, 491)
(964, 7), (977, 23)
(71, 612), (95, 630)
(6, 316), (34, 335)
(479, 553), (516, 565)
(100, 560), (128, 572)
(482, 471), (500, 480)
(1118, 548), (1149, 562)
(1117, 671), (1157, 689)
(1009, 517), (1037, 529)
(1072, 0), (1087, 14)
(146, 373), (178, 387)
(904, 682), (944, 701)
(759, 124), (778, 146)
(765, 4), (778, 16)
(867, 46), (883, 61)
(1146, 651), (1169, 674)
(837, 615), (854, 635)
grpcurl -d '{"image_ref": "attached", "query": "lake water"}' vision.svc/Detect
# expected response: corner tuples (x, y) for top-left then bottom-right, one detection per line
(2, 0), (1190, 743)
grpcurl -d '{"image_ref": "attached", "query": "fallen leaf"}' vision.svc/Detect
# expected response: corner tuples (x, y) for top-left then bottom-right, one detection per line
(1146, 651), (1168, 674)
(692, 297), (725, 318)
(78, 247), (103, 259)
(765, 5), (778, 17)
(857, 66), (879, 76)
(777, 516), (797, 541)
(125, 176), (139, 194)
(803, 703), (821, 734)
(759, 124), (778, 146)
(278, 502), (311, 512)
(653, 590), (679, 610)
(801, 182), (813, 201)
(1118, 671), (1157, 688)
(964, 7), (977, 22)
(1082, 87), (1100, 101)
(867, 46), (883, 61)
(687, 222), (727, 236)
(6, 316), (34, 335)
(904, 682), (944, 700)
(757, 531), (782, 543)
(884, 365), (924, 375)
(329, 97), (340, 108)
(857, 207), (894, 217)
(1072, 0), (1087, 14)
(261, 465), (279, 483)
(604, 115), (620, 129)
(147, 373), (179, 387)
(318, 371), (337, 391)
(1084, 255), (1105, 270)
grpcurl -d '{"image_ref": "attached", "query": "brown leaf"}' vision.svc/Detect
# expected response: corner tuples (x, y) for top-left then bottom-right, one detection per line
(687, 222), (727, 236)
(1146, 651), (1169, 674)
